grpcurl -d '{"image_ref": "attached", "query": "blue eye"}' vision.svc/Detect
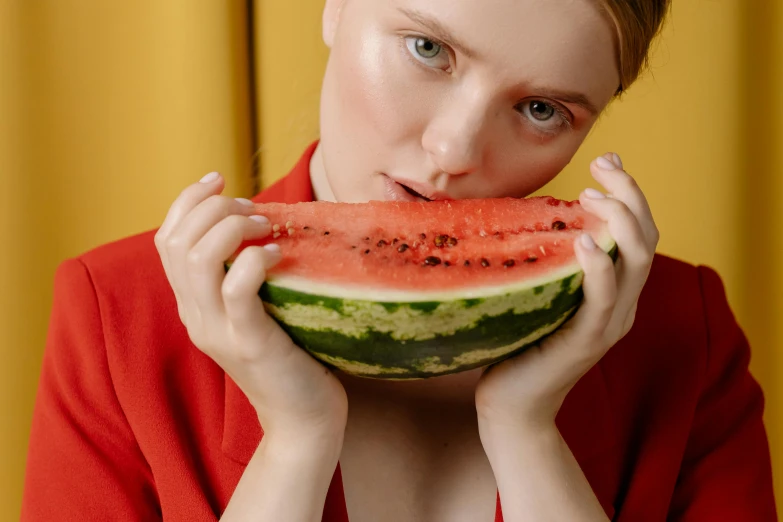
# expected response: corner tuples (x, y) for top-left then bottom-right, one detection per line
(405, 36), (450, 69)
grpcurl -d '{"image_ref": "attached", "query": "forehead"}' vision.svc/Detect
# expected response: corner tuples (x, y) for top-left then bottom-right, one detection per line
(379, 0), (619, 98)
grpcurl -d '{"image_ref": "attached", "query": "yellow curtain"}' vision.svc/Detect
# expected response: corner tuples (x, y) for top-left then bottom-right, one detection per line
(1, 1), (780, 517)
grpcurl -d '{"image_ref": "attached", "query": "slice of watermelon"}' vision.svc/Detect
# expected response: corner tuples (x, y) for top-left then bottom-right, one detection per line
(228, 196), (615, 379)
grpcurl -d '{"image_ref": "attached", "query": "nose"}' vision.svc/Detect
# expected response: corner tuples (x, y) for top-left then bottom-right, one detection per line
(421, 92), (489, 177)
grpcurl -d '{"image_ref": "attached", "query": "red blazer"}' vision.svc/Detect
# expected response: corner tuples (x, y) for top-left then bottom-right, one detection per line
(22, 143), (777, 521)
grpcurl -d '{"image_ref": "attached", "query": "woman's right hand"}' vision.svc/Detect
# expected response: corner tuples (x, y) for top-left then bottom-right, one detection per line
(154, 171), (348, 444)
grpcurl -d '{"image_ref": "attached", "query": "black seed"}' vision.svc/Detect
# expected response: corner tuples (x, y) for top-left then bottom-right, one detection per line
(351, 246), (357, 249)
(420, 233), (427, 240)
(464, 260), (471, 267)
(480, 258), (490, 268)
(393, 238), (399, 244)
(447, 237), (458, 247)
(364, 249), (371, 254)
(552, 221), (567, 230)
(444, 261), (451, 267)
(324, 231), (330, 235)
(434, 235), (448, 247)
(303, 226), (310, 230)
(524, 256), (539, 263)
(424, 256), (442, 266)
(377, 240), (388, 247)
(504, 259), (516, 268)
(397, 244), (409, 253)
(364, 237), (370, 241)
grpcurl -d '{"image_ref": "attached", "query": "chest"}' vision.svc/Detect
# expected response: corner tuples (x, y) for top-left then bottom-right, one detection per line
(337, 405), (499, 522)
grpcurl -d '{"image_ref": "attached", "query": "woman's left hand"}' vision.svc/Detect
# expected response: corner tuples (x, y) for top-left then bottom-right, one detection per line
(475, 152), (660, 433)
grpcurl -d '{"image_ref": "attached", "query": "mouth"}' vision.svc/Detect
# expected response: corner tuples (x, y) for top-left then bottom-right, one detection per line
(383, 174), (452, 202)
(399, 182), (432, 202)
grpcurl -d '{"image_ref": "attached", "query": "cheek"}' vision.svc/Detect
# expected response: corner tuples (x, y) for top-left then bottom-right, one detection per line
(333, 34), (424, 145)
(488, 132), (587, 197)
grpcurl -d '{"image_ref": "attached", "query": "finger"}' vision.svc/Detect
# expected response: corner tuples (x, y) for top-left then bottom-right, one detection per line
(165, 195), (258, 309)
(590, 154), (659, 249)
(568, 234), (618, 344)
(222, 243), (283, 335)
(539, 234), (617, 369)
(580, 192), (653, 341)
(154, 172), (224, 322)
(156, 172), (225, 244)
(186, 213), (272, 324)
(579, 192), (652, 274)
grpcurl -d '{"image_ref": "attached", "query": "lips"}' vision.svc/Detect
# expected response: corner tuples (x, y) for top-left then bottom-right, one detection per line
(383, 175), (452, 202)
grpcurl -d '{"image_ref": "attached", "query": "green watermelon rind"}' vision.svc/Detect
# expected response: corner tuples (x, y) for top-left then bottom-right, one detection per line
(224, 225), (617, 379)
(250, 241), (617, 380)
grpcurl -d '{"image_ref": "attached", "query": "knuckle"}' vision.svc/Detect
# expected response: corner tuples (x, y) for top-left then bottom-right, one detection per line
(617, 171), (639, 191)
(186, 248), (209, 268)
(165, 234), (188, 252)
(221, 279), (246, 301)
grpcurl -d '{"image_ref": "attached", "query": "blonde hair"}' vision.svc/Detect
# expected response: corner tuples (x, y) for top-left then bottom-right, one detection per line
(599, 0), (672, 94)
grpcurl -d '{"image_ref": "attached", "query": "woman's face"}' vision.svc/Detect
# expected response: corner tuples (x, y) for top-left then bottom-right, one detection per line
(313, 0), (621, 203)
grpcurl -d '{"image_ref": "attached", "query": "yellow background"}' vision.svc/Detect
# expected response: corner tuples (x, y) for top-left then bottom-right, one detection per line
(1, 1), (780, 517)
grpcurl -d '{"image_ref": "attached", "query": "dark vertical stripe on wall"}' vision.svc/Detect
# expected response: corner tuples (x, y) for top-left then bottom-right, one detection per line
(739, 0), (781, 494)
(245, 0), (261, 195)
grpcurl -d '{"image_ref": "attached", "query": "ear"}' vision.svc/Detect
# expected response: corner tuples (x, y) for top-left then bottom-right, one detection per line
(323, 0), (345, 48)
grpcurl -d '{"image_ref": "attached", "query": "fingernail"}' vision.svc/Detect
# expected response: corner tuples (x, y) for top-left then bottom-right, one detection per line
(612, 153), (623, 170)
(583, 188), (606, 199)
(581, 233), (596, 250)
(596, 157), (616, 171)
(249, 215), (269, 224)
(235, 197), (255, 206)
(200, 171), (220, 183)
(263, 243), (281, 253)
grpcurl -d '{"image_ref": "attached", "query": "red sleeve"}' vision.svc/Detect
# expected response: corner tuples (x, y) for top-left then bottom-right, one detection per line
(21, 259), (161, 521)
(668, 266), (777, 521)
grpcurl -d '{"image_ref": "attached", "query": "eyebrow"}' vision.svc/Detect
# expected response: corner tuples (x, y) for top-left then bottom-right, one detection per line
(398, 7), (477, 59)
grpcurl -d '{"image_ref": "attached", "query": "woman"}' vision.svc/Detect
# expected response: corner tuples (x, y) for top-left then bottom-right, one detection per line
(22, 0), (777, 520)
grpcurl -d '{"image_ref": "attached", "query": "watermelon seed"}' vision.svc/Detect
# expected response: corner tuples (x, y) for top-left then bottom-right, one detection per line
(285, 221), (293, 228)
(481, 258), (490, 267)
(324, 231), (330, 235)
(525, 256), (539, 263)
(397, 244), (409, 253)
(273, 232), (281, 239)
(273, 224), (280, 232)
(552, 221), (566, 230)
(365, 237), (370, 241)
(444, 261), (451, 267)
(434, 235), (448, 247)
(304, 226), (311, 230)
(288, 228), (295, 236)
(447, 237), (458, 247)
(464, 260), (471, 267)
(420, 233), (427, 240)
(351, 246), (357, 249)
(377, 240), (388, 247)
(424, 256), (442, 266)
(540, 246), (547, 256)
(364, 249), (371, 254)
(504, 260), (516, 268)
(393, 238), (399, 244)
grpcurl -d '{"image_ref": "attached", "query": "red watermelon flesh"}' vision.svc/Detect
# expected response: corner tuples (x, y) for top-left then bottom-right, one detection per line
(235, 196), (611, 294)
